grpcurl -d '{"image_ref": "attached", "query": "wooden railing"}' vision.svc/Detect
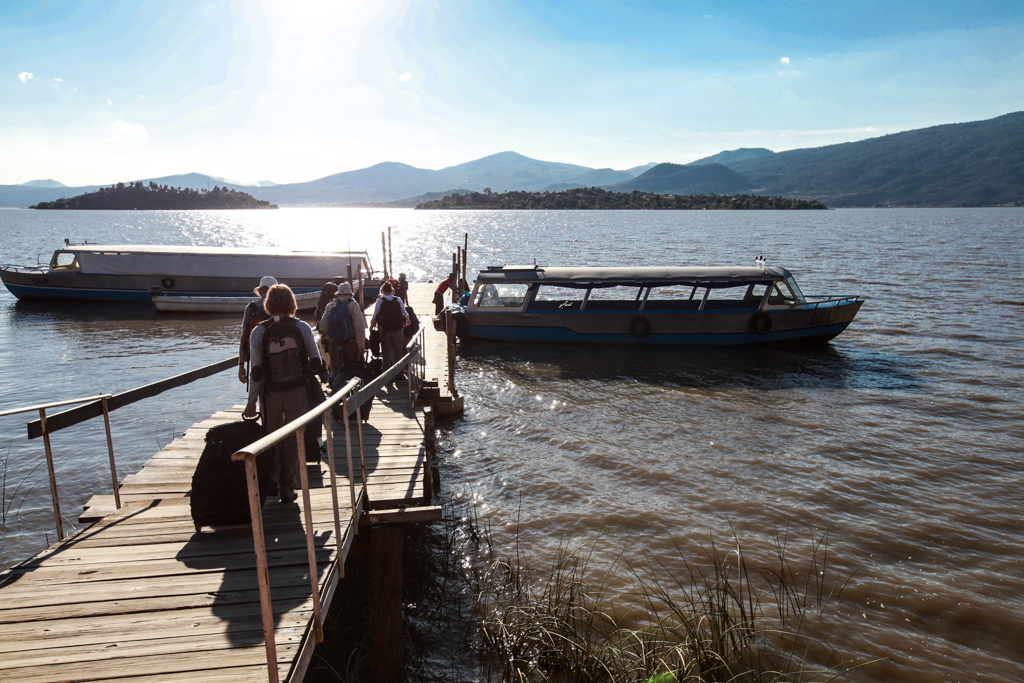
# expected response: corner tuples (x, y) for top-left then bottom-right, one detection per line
(4, 357), (237, 541)
(230, 343), (421, 683)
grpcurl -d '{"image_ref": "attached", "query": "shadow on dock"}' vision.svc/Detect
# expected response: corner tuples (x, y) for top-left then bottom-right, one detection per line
(175, 505), (328, 647)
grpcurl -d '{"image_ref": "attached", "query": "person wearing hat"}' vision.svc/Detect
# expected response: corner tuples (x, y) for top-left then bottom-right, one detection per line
(318, 281), (366, 370)
(395, 272), (409, 304)
(238, 276), (277, 384)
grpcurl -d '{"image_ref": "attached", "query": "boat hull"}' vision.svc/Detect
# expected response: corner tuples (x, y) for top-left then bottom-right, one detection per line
(152, 291), (319, 313)
(464, 300), (863, 345)
(1, 270), (380, 304)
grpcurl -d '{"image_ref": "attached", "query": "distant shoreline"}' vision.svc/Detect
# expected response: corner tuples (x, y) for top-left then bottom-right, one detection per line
(416, 188), (828, 210)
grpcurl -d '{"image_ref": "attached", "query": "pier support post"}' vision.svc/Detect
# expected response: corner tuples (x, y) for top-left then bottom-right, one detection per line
(422, 406), (434, 502)
(371, 525), (404, 683)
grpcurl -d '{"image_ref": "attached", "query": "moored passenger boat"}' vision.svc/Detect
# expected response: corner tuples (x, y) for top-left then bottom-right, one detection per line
(0, 242), (381, 303)
(457, 263), (863, 345)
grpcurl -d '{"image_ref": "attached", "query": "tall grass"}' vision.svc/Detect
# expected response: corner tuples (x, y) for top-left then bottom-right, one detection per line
(474, 527), (859, 682)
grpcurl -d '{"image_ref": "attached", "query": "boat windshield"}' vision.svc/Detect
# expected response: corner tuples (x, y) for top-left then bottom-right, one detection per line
(785, 276), (806, 302)
(474, 283), (529, 307)
(51, 252), (81, 271)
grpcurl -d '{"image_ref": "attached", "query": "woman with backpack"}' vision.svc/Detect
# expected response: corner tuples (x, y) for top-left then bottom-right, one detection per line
(243, 284), (322, 503)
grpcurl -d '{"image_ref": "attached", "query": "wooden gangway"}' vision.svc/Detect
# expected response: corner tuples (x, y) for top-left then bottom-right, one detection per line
(0, 358), (433, 682)
(407, 282), (463, 414)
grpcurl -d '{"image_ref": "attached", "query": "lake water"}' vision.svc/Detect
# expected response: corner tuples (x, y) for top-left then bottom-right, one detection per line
(1, 207), (1021, 681)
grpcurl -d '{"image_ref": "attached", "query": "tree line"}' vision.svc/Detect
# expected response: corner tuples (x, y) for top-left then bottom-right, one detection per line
(31, 181), (278, 210)
(415, 187), (828, 210)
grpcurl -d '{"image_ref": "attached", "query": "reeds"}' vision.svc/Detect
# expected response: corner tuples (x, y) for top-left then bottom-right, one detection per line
(474, 527), (856, 683)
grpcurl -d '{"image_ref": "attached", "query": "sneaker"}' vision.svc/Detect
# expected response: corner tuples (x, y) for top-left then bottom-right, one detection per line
(279, 487), (298, 503)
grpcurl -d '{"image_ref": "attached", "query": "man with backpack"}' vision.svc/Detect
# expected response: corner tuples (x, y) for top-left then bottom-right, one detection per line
(370, 281), (409, 377)
(318, 281), (366, 373)
(243, 284), (322, 503)
(238, 276), (276, 384)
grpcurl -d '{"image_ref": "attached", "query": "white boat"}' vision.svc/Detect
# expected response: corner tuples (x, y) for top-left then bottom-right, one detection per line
(1, 242), (381, 303)
(150, 290), (321, 313)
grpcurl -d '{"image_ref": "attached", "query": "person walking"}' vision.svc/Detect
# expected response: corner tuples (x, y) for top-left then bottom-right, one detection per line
(318, 281), (366, 371)
(371, 281), (409, 377)
(395, 273), (409, 304)
(243, 284), (322, 503)
(238, 276), (276, 384)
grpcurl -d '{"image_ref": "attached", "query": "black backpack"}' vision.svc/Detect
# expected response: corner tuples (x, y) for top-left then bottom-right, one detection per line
(260, 317), (308, 392)
(403, 305), (420, 339)
(379, 297), (404, 332)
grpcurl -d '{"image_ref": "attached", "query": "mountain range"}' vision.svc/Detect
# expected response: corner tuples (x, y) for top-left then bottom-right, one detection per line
(2, 111), (1021, 208)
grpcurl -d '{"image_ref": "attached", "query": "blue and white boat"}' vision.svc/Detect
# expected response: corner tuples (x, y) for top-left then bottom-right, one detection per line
(455, 263), (864, 345)
(1, 242), (380, 305)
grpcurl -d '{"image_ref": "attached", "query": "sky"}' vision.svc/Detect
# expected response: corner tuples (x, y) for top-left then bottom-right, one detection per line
(2, 0), (1023, 186)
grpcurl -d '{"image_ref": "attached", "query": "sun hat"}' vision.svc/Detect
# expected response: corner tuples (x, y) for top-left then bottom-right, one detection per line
(253, 275), (278, 295)
(336, 282), (353, 296)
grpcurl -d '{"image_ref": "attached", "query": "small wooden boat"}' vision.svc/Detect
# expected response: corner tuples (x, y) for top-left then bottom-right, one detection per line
(455, 262), (864, 345)
(150, 290), (320, 313)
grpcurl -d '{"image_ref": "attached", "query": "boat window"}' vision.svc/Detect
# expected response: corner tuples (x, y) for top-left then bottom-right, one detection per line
(745, 284), (768, 300)
(773, 281), (796, 302)
(645, 285), (697, 300)
(533, 285), (587, 310)
(785, 276), (806, 302)
(52, 252), (80, 271)
(474, 283), (529, 307)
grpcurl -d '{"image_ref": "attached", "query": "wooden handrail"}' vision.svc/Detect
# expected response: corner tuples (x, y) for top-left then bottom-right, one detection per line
(228, 342), (419, 683)
(26, 357), (238, 439)
(0, 393), (112, 418)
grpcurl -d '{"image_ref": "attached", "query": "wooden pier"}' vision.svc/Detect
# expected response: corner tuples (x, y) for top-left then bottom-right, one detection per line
(0, 281), (464, 682)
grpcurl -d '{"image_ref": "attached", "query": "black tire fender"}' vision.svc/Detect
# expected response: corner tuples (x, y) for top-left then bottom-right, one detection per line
(161, 277), (175, 289)
(630, 316), (651, 339)
(752, 311), (772, 335)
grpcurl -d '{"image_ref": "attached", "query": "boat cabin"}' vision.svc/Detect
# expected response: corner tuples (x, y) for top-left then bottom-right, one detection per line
(469, 265), (808, 313)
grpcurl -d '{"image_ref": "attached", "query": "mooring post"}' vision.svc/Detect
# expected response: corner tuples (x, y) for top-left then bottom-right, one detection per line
(423, 405), (434, 501)
(371, 525), (404, 683)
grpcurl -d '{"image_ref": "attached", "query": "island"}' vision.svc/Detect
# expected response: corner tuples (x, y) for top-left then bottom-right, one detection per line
(415, 187), (827, 210)
(30, 181), (278, 210)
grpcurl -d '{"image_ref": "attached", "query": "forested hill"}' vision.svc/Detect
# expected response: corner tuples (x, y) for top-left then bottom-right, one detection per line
(415, 187), (827, 210)
(30, 181), (277, 210)
(729, 111), (1024, 207)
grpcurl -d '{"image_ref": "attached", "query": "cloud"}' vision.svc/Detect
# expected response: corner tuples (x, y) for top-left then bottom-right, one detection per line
(780, 57), (790, 64)
(53, 77), (63, 82)
(107, 99), (113, 107)
(399, 72), (412, 82)
(19, 72), (33, 82)
(110, 120), (149, 139)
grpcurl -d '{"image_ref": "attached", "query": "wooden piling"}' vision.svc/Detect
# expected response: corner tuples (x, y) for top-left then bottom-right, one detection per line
(371, 525), (404, 683)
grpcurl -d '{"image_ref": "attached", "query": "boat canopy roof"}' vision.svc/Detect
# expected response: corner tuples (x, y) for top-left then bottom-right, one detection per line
(57, 245), (373, 280)
(475, 265), (793, 289)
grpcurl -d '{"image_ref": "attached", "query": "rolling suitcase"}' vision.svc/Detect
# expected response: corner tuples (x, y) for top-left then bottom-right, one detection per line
(190, 417), (276, 531)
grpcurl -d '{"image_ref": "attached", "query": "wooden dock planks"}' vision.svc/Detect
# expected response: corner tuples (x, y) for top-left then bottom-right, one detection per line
(0, 373), (430, 682)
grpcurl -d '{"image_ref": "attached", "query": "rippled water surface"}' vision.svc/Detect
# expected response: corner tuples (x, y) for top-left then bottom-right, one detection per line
(1, 207), (1021, 681)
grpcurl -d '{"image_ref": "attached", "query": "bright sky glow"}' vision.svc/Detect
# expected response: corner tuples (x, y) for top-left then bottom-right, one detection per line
(2, 0), (1022, 185)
